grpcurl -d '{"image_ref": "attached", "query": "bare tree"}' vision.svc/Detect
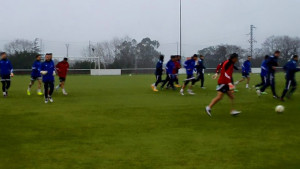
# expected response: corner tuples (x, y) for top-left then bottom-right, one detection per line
(4, 39), (39, 54)
(262, 35), (300, 62)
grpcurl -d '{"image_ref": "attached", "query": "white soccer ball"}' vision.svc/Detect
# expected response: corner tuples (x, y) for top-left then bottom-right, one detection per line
(129, 74), (132, 76)
(275, 105), (285, 113)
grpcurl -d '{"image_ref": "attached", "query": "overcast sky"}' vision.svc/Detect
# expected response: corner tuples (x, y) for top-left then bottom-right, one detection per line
(1, 0), (300, 58)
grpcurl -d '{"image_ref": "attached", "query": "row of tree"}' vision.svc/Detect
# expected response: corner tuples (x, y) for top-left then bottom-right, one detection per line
(2, 35), (300, 69)
(198, 36), (300, 67)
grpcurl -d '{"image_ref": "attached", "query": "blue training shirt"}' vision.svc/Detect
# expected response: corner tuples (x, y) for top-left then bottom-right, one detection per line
(155, 60), (163, 75)
(283, 60), (300, 79)
(242, 60), (251, 73)
(31, 60), (42, 77)
(184, 59), (196, 75)
(266, 55), (278, 74)
(166, 60), (175, 75)
(0, 59), (13, 76)
(41, 60), (55, 82)
(260, 60), (268, 77)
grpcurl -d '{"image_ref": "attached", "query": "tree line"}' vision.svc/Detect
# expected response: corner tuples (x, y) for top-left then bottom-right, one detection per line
(1, 35), (299, 69)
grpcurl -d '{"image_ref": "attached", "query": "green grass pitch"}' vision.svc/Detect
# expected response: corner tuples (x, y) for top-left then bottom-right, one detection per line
(0, 73), (300, 169)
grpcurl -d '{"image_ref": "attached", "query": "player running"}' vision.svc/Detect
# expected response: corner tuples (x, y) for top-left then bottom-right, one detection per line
(0, 52), (14, 97)
(55, 58), (70, 95)
(280, 55), (300, 101)
(195, 55), (206, 88)
(256, 51), (280, 99)
(27, 54), (43, 96)
(255, 55), (269, 94)
(174, 55), (182, 88)
(180, 54), (198, 95)
(205, 53), (241, 116)
(151, 55), (164, 92)
(235, 56), (252, 88)
(41, 53), (56, 103)
(161, 56), (178, 90)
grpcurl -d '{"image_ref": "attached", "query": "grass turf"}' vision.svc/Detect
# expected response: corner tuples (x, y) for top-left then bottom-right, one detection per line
(0, 73), (299, 169)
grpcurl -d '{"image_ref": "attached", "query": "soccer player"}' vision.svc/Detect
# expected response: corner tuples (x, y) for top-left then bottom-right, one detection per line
(174, 55), (182, 88)
(257, 51), (280, 99)
(205, 53), (241, 116)
(195, 55), (206, 88)
(161, 56), (177, 90)
(280, 55), (300, 101)
(212, 61), (238, 80)
(0, 52), (13, 97)
(55, 58), (70, 95)
(235, 56), (252, 88)
(151, 55), (164, 92)
(27, 54), (43, 96)
(165, 55), (181, 88)
(255, 55), (269, 92)
(41, 53), (56, 103)
(180, 54), (198, 95)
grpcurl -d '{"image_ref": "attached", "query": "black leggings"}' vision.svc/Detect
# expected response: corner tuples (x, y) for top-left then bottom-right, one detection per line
(281, 79), (297, 99)
(1, 81), (10, 92)
(155, 75), (164, 87)
(184, 75), (196, 86)
(255, 75), (267, 88)
(260, 73), (277, 96)
(44, 81), (54, 98)
(195, 73), (205, 87)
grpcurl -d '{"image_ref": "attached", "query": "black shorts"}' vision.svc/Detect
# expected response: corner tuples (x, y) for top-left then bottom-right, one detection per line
(1, 75), (11, 82)
(31, 76), (42, 81)
(242, 72), (250, 78)
(216, 84), (230, 93)
(59, 77), (66, 82)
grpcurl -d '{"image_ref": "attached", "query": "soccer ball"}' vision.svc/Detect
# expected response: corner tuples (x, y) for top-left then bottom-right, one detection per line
(275, 105), (285, 113)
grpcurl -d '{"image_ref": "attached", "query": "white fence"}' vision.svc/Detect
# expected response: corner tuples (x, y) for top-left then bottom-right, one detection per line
(14, 68), (269, 76)
(91, 69), (121, 76)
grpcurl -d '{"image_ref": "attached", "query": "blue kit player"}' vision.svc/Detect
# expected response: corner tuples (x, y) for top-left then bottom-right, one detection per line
(280, 55), (300, 101)
(41, 53), (56, 103)
(27, 54), (43, 96)
(235, 56), (252, 88)
(0, 52), (14, 97)
(257, 51), (281, 99)
(180, 54), (198, 95)
(195, 55), (206, 89)
(161, 56), (178, 90)
(255, 55), (269, 94)
(151, 55), (165, 92)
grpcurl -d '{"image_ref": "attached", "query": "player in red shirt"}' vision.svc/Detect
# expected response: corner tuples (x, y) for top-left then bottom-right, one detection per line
(206, 53), (241, 116)
(55, 58), (69, 95)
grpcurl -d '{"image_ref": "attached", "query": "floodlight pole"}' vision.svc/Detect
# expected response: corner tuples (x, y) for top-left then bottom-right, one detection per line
(65, 44), (69, 58)
(249, 25), (256, 57)
(179, 0), (182, 56)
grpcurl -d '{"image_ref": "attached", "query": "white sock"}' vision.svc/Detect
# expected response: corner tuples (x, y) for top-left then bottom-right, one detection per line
(3, 92), (6, 95)
(62, 89), (66, 93)
(37, 89), (41, 93)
